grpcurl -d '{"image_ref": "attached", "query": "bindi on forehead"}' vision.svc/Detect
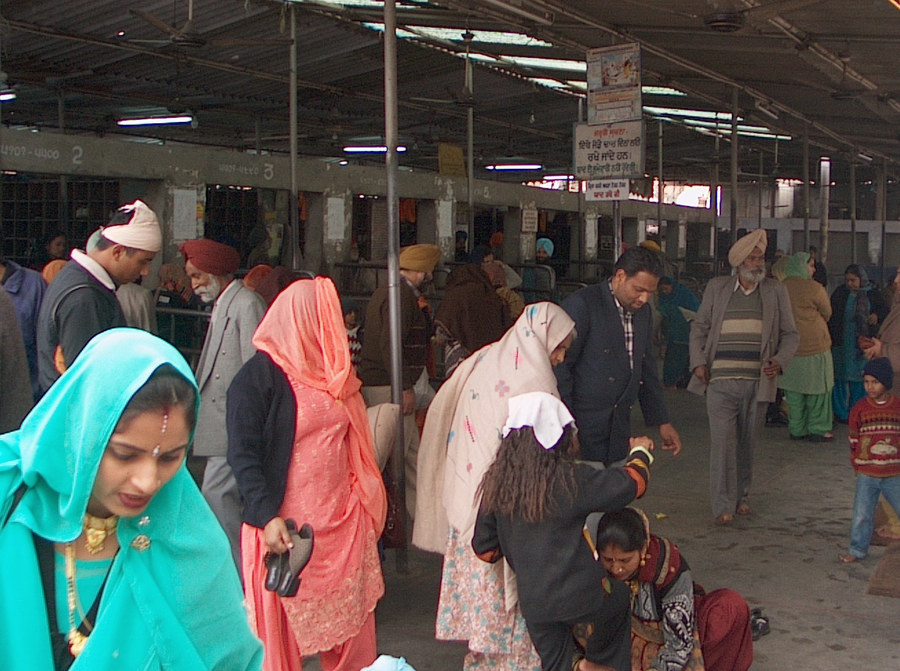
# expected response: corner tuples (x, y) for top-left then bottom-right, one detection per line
(152, 412), (169, 458)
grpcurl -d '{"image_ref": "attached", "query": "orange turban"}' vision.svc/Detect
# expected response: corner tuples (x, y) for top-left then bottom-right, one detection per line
(41, 259), (67, 284)
(399, 244), (441, 272)
(179, 239), (241, 276)
(243, 264), (273, 291)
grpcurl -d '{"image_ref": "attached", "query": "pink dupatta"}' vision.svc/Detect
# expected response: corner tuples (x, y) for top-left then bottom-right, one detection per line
(252, 277), (387, 533)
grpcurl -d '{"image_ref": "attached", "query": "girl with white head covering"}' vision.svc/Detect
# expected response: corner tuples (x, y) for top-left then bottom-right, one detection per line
(471, 391), (655, 671)
(415, 303), (575, 669)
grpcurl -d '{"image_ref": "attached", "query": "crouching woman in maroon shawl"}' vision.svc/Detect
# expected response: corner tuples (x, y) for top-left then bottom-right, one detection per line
(595, 508), (753, 671)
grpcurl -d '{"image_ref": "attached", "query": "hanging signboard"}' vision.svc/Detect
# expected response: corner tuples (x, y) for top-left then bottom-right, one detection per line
(585, 179), (629, 202)
(586, 43), (642, 125)
(438, 143), (467, 177)
(574, 121), (644, 180)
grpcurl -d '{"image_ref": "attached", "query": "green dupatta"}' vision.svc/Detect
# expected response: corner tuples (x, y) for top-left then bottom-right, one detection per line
(0, 328), (262, 670)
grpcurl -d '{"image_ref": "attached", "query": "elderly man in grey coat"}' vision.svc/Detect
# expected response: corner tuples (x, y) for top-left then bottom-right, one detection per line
(689, 229), (799, 525)
(181, 238), (266, 568)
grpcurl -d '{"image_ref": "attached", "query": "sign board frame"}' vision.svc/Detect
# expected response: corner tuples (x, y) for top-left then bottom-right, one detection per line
(521, 207), (539, 233)
(574, 121), (644, 180)
(586, 43), (642, 125)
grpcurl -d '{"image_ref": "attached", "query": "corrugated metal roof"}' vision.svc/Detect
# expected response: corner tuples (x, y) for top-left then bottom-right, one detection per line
(1, 0), (898, 182)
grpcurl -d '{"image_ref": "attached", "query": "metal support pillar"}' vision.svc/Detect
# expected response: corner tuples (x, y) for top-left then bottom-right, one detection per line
(819, 157), (830, 265)
(880, 159), (887, 284)
(802, 129), (810, 251)
(383, 0), (408, 572)
(730, 88), (739, 246)
(288, 5), (300, 269)
(712, 132), (720, 273)
(850, 160), (857, 264)
(757, 151), (763, 229)
(657, 120), (663, 238)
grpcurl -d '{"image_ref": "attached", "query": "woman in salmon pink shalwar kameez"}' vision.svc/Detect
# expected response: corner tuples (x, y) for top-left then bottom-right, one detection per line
(227, 277), (387, 671)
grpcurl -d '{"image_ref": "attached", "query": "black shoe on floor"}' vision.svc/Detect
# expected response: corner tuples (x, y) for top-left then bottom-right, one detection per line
(750, 609), (771, 641)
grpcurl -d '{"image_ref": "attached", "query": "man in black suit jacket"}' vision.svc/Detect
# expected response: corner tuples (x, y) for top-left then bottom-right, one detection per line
(555, 247), (682, 464)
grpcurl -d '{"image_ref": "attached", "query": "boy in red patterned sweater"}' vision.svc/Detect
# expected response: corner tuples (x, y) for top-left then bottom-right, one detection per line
(840, 357), (900, 563)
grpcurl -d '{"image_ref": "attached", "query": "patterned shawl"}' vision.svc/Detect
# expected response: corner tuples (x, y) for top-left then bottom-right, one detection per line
(413, 302), (575, 553)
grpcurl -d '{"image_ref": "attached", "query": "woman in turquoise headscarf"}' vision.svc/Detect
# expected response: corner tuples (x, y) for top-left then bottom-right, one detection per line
(656, 276), (700, 389)
(828, 264), (888, 422)
(0, 328), (262, 671)
(778, 252), (835, 441)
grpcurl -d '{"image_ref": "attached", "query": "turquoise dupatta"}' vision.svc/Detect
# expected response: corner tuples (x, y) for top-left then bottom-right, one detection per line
(0, 328), (262, 670)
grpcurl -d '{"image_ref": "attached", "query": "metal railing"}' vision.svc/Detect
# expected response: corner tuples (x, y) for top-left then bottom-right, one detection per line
(155, 305), (211, 367)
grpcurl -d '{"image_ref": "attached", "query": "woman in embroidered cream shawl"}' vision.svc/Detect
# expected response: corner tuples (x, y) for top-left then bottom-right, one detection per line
(0, 328), (262, 671)
(414, 302), (575, 670)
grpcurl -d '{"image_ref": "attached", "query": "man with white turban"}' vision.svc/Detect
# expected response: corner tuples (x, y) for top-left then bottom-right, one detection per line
(688, 229), (799, 524)
(36, 200), (162, 393)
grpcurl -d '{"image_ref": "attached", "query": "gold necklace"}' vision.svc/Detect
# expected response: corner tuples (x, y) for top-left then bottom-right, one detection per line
(82, 513), (118, 555)
(64, 543), (91, 658)
(627, 577), (641, 598)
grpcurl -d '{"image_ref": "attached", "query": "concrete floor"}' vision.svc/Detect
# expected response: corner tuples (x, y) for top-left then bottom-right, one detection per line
(366, 388), (900, 670)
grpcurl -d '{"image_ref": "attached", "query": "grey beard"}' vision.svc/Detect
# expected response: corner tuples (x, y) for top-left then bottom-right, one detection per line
(739, 266), (764, 285)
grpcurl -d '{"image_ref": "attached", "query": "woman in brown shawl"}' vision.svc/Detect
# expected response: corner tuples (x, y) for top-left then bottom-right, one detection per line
(434, 263), (513, 376)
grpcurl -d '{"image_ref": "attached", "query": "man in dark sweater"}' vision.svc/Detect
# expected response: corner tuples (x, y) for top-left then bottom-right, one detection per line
(359, 243), (441, 517)
(36, 200), (161, 393)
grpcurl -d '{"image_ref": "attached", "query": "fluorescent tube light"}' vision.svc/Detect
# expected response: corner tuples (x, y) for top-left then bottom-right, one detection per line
(0, 91), (16, 102)
(486, 163), (543, 171)
(117, 115), (193, 127)
(642, 86), (686, 97)
(343, 145), (407, 153)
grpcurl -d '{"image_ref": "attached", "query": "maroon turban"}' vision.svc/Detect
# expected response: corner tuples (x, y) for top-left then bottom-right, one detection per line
(179, 239), (241, 276)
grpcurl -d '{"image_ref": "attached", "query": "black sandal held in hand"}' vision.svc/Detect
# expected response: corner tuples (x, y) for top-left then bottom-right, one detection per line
(264, 519), (315, 598)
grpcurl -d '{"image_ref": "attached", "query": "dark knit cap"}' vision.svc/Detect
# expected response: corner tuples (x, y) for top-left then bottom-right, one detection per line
(863, 357), (894, 390)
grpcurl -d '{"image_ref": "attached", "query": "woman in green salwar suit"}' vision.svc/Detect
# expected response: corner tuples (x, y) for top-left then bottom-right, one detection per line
(778, 253), (835, 441)
(0, 328), (262, 671)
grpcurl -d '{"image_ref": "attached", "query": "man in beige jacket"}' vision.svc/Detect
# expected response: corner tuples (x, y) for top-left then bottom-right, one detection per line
(689, 229), (799, 525)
